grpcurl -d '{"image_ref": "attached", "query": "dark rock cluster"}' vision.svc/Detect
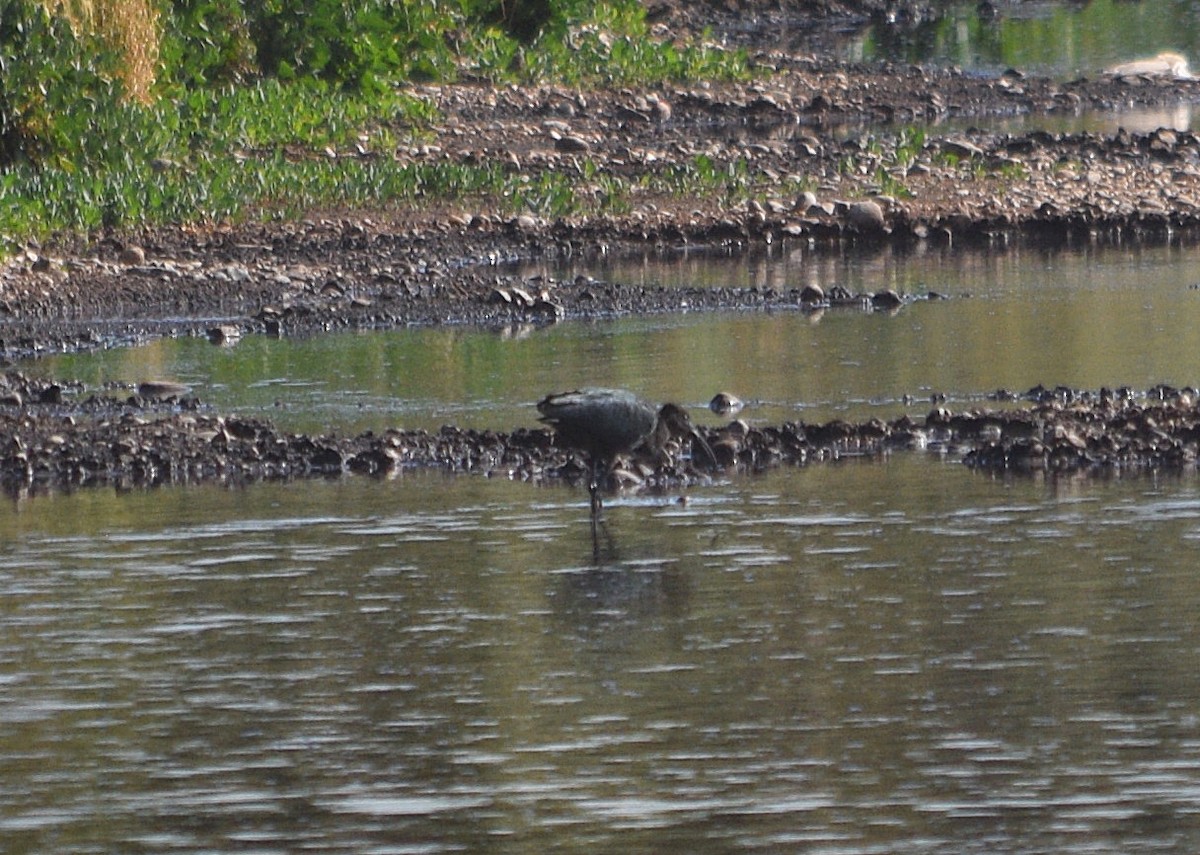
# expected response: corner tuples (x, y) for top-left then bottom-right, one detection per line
(4, 370), (1200, 497)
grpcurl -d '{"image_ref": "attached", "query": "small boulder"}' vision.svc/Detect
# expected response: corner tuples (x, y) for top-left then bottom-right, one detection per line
(846, 200), (886, 232)
(799, 283), (825, 303)
(709, 392), (744, 416)
(118, 245), (146, 265)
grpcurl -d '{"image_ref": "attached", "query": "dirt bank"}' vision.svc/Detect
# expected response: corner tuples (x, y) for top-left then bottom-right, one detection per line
(9, 58), (1200, 356)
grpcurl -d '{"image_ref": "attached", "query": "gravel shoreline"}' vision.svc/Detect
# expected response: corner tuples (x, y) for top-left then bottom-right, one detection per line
(3, 370), (1200, 496)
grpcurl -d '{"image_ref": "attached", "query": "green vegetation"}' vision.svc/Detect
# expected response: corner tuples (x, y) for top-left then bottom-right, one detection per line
(0, 0), (750, 245)
(650, 154), (814, 207)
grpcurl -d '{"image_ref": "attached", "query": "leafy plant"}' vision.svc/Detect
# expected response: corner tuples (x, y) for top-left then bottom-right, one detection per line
(0, 2), (126, 166)
(894, 126), (926, 170)
(874, 167), (913, 199)
(522, 4), (749, 85)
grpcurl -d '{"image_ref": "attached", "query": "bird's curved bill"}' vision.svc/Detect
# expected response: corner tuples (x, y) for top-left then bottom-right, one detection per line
(689, 427), (718, 470)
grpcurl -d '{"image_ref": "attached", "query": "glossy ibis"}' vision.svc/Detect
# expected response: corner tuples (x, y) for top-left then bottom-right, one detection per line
(537, 388), (716, 517)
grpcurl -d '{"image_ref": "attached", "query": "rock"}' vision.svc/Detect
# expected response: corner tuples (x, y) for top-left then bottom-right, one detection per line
(509, 286), (535, 307)
(709, 392), (744, 415)
(532, 298), (564, 319)
(1105, 52), (1192, 79)
(941, 138), (985, 159)
(871, 289), (902, 309)
(118, 246), (146, 265)
(796, 190), (819, 213)
(648, 94), (672, 122)
(847, 200), (886, 232)
(207, 325), (242, 346)
(799, 283), (825, 303)
(553, 134), (591, 153)
(137, 381), (191, 400)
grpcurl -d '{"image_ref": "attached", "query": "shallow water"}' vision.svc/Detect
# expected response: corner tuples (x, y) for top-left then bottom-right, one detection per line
(26, 240), (1200, 435)
(9, 3), (1200, 849)
(4, 459), (1200, 852)
(854, 0), (1200, 81)
(835, 0), (1200, 135)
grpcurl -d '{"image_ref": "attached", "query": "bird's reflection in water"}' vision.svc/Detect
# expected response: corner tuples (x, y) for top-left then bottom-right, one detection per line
(591, 513), (616, 561)
(550, 545), (694, 650)
(588, 492), (700, 562)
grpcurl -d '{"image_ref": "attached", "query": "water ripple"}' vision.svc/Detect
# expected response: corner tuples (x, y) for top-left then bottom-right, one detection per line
(1, 466), (1200, 852)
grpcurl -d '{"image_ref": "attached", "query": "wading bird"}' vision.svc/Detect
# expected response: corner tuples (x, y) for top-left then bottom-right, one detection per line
(537, 388), (716, 518)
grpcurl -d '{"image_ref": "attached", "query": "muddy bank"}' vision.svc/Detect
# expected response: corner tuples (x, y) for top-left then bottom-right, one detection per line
(8, 57), (1200, 357)
(3, 371), (1199, 497)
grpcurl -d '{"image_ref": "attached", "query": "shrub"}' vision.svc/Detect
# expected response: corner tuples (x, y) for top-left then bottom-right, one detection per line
(0, 1), (130, 166)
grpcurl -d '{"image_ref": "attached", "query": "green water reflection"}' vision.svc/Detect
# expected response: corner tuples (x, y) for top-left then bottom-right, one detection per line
(856, 0), (1200, 79)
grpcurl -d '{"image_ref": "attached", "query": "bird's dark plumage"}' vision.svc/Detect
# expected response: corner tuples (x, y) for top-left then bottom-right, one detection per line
(537, 388), (715, 518)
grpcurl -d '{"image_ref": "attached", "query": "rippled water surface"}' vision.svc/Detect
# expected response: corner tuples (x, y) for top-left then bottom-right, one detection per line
(11, 2), (1200, 848)
(5, 461), (1200, 852)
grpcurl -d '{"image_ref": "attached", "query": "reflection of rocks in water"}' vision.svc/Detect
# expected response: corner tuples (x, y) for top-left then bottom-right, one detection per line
(1086, 103), (1193, 136)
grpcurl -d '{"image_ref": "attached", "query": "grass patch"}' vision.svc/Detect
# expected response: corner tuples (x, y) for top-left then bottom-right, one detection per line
(0, 76), (450, 238)
(1, 0), (752, 246)
(518, 6), (749, 85)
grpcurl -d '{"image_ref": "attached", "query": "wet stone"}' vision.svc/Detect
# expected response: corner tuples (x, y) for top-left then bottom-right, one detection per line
(137, 381), (190, 401)
(553, 134), (591, 153)
(799, 283), (825, 303)
(871, 289), (903, 309)
(847, 200), (887, 232)
(709, 392), (744, 415)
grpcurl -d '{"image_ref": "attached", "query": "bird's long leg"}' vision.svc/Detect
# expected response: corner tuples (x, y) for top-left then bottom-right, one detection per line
(588, 455), (604, 518)
(588, 456), (603, 553)
(590, 500), (600, 555)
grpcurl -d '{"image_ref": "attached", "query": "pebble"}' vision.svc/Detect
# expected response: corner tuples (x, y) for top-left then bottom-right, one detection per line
(797, 191), (819, 212)
(136, 381), (190, 400)
(709, 392), (744, 415)
(553, 134), (591, 153)
(1, 367), (1198, 494)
